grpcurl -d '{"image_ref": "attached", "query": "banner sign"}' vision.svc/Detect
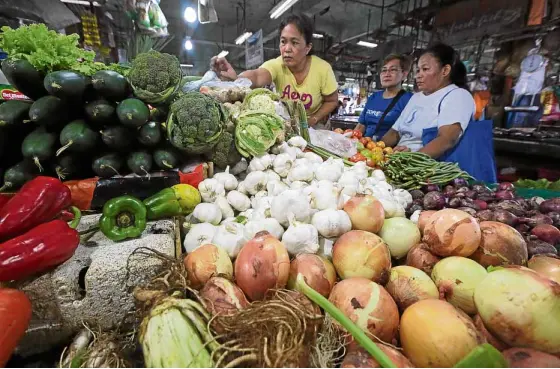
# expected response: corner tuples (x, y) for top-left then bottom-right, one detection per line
(245, 29), (264, 69)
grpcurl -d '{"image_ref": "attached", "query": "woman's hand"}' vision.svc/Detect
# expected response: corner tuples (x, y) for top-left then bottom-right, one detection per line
(210, 56), (237, 81)
(393, 146), (411, 153)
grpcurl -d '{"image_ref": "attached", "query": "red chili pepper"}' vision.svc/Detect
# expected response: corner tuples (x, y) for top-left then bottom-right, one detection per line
(0, 176), (72, 241)
(0, 207), (81, 282)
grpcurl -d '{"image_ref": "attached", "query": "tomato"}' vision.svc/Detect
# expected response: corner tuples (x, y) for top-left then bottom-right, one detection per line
(366, 141), (377, 150)
(334, 128), (344, 134)
(352, 130), (363, 139)
(350, 153), (367, 163)
(359, 137), (369, 145)
(344, 129), (353, 134)
(365, 136), (373, 143)
(366, 159), (377, 167)
(0, 289), (32, 366)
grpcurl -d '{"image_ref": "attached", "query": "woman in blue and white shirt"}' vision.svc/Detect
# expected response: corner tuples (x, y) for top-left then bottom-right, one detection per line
(382, 43), (475, 159)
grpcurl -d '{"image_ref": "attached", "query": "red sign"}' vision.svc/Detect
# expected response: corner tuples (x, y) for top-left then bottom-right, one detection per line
(0, 87), (31, 101)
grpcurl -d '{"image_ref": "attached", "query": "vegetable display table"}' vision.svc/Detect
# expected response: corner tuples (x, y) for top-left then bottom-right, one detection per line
(494, 137), (560, 159)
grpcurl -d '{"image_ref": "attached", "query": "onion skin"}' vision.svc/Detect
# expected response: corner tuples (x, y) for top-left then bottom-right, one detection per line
(379, 218), (421, 259)
(328, 277), (399, 342)
(474, 266), (560, 354)
(343, 195), (385, 233)
(470, 221), (528, 267)
(528, 255), (560, 284)
(184, 244), (233, 289)
(423, 209), (481, 257)
(400, 299), (484, 368)
(431, 256), (488, 314)
(473, 314), (509, 351)
(333, 230), (391, 284)
(200, 277), (249, 316)
(418, 211), (437, 233)
(342, 340), (414, 368)
(287, 254), (337, 297)
(234, 231), (290, 301)
(503, 348), (560, 368)
(385, 265), (438, 312)
(405, 243), (441, 275)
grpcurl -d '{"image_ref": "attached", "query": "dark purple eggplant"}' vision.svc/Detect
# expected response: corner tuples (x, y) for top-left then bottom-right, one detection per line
(451, 178), (468, 187)
(458, 207), (477, 216)
(421, 184), (440, 193)
(448, 197), (462, 208)
(494, 209), (519, 226)
(476, 210), (495, 222)
(423, 191), (446, 210)
(539, 198), (560, 214)
(497, 182), (515, 191)
(410, 189), (424, 201)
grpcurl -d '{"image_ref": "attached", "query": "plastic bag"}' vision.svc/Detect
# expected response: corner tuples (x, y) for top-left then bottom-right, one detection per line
(182, 70), (252, 103)
(133, 0), (168, 36)
(309, 128), (357, 158)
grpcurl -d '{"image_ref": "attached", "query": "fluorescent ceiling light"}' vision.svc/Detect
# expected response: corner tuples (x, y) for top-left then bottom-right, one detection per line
(184, 39), (193, 50)
(235, 32), (252, 45)
(346, 78), (356, 81)
(269, 0), (300, 19)
(181, 64), (194, 68)
(217, 50), (229, 58)
(357, 40), (378, 48)
(184, 7), (197, 23)
(313, 33), (324, 39)
(61, 0), (101, 6)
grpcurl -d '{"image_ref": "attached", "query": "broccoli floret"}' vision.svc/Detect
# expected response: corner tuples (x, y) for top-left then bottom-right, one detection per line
(129, 50), (181, 94)
(207, 131), (242, 169)
(167, 92), (225, 154)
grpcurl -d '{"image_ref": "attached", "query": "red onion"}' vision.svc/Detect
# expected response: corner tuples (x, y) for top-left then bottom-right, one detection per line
(423, 192), (446, 210)
(451, 178), (468, 187)
(516, 224), (531, 234)
(529, 196), (545, 210)
(477, 192), (496, 203)
(495, 190), (515, 200)
(474, 200), (488, 210)
(503, 348), (560, 368)
(476, 210), (495, 222)
(531, 224), (560, 245)
(448, 197), (462, 208)
(456, 186), (470, 194)
(526, 237), (558, 258)
(410, 189), (424, 200)
(465, 190), (478, 199)
(518, 214), (554, 227)
(494, 209), (518, 226)
(498, 182), (515, 191)
(540, 199), (560, 214)
(457, 207), (477, 216)
(443, 185), (456, 197)
(548, 212), (560, 226)
(421, 184), (440, 193)
(460, 198), (479, 210)
(472, 184), (489, 193)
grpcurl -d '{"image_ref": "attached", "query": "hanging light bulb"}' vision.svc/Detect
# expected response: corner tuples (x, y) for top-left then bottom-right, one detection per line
(184, 39), (193, 50)
(184, 6), (197, 23)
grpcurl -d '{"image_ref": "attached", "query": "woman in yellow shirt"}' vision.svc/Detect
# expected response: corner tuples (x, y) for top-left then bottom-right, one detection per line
(211, 14), (339, 127)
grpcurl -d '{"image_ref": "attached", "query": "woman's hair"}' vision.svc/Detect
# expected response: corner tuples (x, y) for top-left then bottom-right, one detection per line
(279, 13), (314, 47)
(383, 54), (412, 74)
(421, 43), (468, 89)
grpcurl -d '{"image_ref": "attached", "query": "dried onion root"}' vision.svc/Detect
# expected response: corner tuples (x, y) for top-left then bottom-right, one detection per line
(210, 289), (322, 367)
(310, 314), (347, 368)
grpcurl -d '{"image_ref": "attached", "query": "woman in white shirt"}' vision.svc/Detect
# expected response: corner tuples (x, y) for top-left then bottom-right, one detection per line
(381, 43), (475, 159)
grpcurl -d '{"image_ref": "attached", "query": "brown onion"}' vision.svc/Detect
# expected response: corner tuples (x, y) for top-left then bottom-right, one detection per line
(470, 221), (528, 267)
(333, 230), (391, 284)
(287, 254), (337, 297)
(473, 314), (509, 351)
(503, 348), (560, 368)
(423, 209), (481, 257)
(184, 244), (233, 289)
(385, 265), (438, 312)
(343, 195), (385, 233)
(400, 299), (484, 367)
(329, 277), (399, 342)
(405, 243), (441, 275)
(234, 231), (290, 301)
(417, 210), (437, 234)
(528, 255), (560, 284)
(200, 277), (249, 316)
(341, 340), (413, 368)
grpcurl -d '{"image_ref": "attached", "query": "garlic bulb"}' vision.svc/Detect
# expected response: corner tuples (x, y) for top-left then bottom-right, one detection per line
(248, 154), (274, 172)
(213, 166), (238, 191)
(183, 223), (217, 253)
(272, 153), (294, 178)
(227, 190), (251, 212)
(215, 195), (235, 219)
(198, 178), (226, 203)
(311, 209), (352, 238)
(244, 171), (268, 195)
(281, 214), (319, 255)
(192, 203), (222, 225)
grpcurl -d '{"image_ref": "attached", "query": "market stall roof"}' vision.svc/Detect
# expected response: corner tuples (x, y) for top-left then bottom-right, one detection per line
(0, 0), (80, 29)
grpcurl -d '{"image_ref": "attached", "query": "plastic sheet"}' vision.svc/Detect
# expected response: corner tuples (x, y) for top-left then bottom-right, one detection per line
(309, 128), (357, 158)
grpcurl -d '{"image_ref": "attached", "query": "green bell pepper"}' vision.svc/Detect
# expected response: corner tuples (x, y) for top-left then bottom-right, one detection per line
(143, 184), (201, 220)
(99, 195), (147, 241)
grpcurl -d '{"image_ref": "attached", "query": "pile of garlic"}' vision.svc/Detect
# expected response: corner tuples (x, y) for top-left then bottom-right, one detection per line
(184, 136), (413, 259)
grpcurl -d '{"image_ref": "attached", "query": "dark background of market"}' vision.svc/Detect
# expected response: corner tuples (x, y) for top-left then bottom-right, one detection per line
(1, 0), (559, 181)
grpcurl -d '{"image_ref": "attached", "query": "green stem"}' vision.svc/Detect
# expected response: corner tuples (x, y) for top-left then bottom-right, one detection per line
(295, 275), (396, 368)
(68, 206), (82, 229)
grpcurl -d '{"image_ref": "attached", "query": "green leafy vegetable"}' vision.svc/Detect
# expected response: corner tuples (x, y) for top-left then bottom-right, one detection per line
(242, 88), (280, 114)
(235, 111), (285, 157)
(0, 24), (129, 76)
(166, 92), (225, 154)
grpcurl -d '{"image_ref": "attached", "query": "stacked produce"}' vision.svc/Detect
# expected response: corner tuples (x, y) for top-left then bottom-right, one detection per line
(333, 128), (393, 167)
